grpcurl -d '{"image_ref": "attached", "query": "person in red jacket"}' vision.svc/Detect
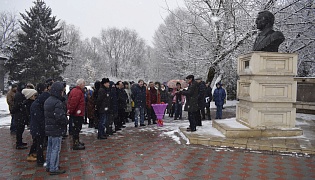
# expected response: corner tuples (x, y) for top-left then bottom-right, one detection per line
(146, 81), (161, 125)
(67, 78), (86, 150)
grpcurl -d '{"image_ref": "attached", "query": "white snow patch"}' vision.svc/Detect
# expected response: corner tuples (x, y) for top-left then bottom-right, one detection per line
(80, 124), (98, 135)
(0, 96), (11, 127)
(296, 113), (315, 121)
(192, 121), (225, 137)
(161, 130), (181, 144)
(295, 120), (310, 125)
(268, 135), (306, 139)
(211, 16), (221, 22)
(216, 118), (250, 129)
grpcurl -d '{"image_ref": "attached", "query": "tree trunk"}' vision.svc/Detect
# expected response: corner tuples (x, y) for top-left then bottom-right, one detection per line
(206, 66), (216, 84)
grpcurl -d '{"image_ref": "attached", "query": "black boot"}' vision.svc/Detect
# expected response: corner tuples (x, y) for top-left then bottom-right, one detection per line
(73, 140), (85, 150)
(106, 128), (113, 135)
(115, 126), (121, 131)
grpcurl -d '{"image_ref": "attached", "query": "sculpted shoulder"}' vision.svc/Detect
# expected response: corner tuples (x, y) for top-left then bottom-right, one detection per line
(270, 31), (285, 41)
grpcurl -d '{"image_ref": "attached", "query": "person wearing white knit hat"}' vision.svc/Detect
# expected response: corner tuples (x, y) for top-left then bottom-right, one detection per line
(22, 88), (38, 162)
(22, 88), (38, 157)
(22, 89), (38, 100)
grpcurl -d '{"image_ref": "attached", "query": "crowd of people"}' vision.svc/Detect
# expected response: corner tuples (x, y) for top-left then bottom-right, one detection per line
(6, 74), (226, 175)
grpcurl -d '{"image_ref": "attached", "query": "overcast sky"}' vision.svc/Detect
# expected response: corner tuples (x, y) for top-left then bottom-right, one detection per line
(0, 0), (185, 46)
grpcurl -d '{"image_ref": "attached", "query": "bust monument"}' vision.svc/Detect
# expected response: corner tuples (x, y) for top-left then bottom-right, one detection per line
(253, 11), (285, 52)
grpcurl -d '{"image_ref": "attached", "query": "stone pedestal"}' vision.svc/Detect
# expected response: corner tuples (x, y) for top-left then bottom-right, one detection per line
(236, 52), (298, 129)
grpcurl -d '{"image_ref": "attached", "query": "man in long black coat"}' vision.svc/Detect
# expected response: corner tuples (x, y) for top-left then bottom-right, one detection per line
(205, 82), (213, 120)
(12, 82), (28, 149)
(179, 75), (199, 132)
(116, 81), (128, 129)
(195, 77), (206, 126)
(30, 91), (50, 166)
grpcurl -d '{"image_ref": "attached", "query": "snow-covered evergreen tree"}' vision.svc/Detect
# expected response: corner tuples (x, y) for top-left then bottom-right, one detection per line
(4, 0), (70, 83)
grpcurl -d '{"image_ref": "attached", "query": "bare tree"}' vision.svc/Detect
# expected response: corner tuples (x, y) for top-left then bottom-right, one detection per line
(100, 27), (147, 79)
(273, 0), (315, 76)
(154, 0), (314, 98)
(0, 11), (19, 54)
(59, 21), (85, 84)
(153, 9), (210, 81)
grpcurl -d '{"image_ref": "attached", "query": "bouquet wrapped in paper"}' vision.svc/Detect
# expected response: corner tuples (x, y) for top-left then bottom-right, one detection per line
(151, 103), (168, 127)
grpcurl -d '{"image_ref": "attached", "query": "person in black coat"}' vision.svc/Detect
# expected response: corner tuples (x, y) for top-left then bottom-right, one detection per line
(21, 88), (38, 161)
(205, 82), (213, 120)
(131, 80), (146, 127)
(109, 81), (119, 132)
(178, 75), (199, 132)
(29, 92), (50, 166)
(12, 82), (28, 149)
(116, 81), (127, 129)
(96, 78), (111, 139)
(93, 80), (101, 129)
(195, 77), (206, 126)
(160, 84), (169, 104)
(22, 89), (38, 128)
(44, 82), (68, 175)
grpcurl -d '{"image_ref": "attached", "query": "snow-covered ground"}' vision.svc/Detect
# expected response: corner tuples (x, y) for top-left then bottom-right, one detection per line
(1, 96), (314, 145)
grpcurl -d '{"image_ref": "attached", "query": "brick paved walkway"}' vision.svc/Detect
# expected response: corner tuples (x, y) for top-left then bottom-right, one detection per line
(0, 114), (315, 180)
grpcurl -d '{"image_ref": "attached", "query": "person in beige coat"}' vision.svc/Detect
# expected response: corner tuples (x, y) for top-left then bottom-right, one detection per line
(6, 84), (17, 134)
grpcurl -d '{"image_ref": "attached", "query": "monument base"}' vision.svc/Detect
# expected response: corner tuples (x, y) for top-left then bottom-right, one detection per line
(236, 100), (296, 129)
(212, 119), (302, 138)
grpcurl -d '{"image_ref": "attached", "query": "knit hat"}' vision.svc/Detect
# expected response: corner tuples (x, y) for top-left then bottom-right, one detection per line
(101, 78), (110, 84)
(22, 89), (37, 99)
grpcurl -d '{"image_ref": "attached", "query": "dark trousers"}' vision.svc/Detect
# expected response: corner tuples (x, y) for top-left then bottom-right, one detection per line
(188, 111), (197, 131)
(84, 105), (88, 124)
(216, 105), (223, 119)
(205, 106), (211, 120)
(98, 113), (108, 137)
(29, 135), (45, 164)
(130, 108), (135, 122)
(94, 110), (99, 129)
(16, 121), (25, 146)
(124, 112), (129, 123)
(196, 110), (202, 126)
(200, 108), (205, 119)
(88, 118), (94, 128)
(71, 116), (83, 145)
(109, 114), (116, 131)
(10, 115), (16, 132)
(174, 102), (182, 119)
(68, 116), (73, 135)
(147, 107), (156, 124)
(112, 113), (119, 130)
(117, 109), (125, 128)
(169, 104), (175, 117)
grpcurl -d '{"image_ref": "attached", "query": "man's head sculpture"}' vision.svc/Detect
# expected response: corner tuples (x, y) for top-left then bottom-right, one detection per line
(252, 10), (285, 52)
